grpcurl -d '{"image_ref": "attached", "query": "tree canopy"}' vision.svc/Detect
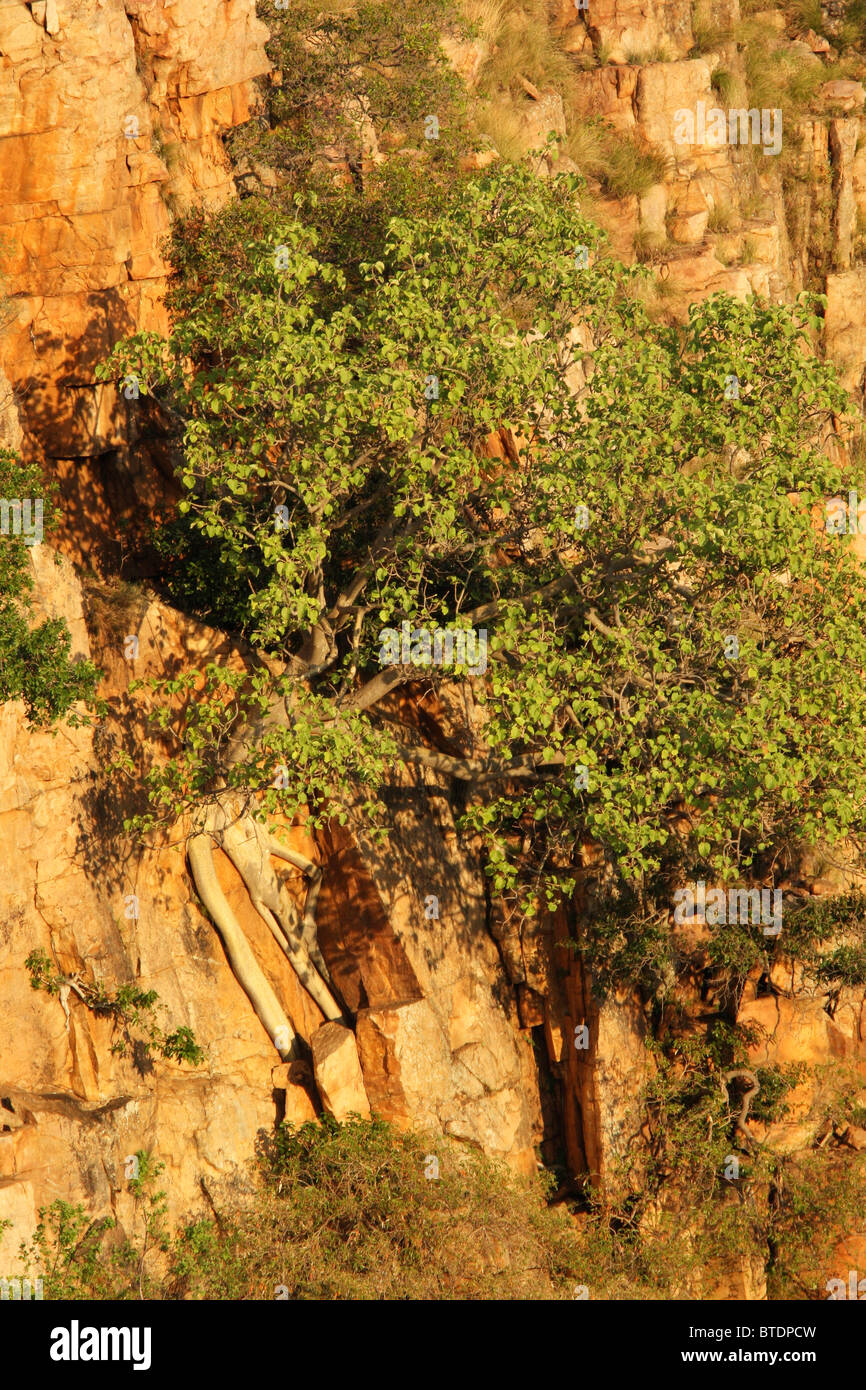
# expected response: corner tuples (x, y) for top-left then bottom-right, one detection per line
(99, 161), (866, 993)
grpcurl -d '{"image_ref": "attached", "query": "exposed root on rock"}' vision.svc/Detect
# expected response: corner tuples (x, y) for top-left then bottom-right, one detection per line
(723, 1067), (761, 1149)
(188, 794), (343, 1060)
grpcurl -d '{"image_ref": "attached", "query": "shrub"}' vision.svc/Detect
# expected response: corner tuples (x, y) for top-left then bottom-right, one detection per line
(478, 0), (575, 97)
(232, 0), (469, 184)
(170, 1115), (585, 1300)
(710, 67), (736, 100)
(14, 1153), (170, 1300)
(11, 1111), (866, 1301)
(707, 200), (736, 232)
(767, 1152), (866, 1298)
(14, 1117), (590, 1301)
(0, 450), (99, 725)
(566, 120), (669, 196)
(603, 137), (669, 197)
(25, 949), (205, 1068)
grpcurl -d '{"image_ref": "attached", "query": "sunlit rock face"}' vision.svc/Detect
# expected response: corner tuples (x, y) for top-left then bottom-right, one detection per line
(4, 0), (866, 1295)
(0, 558), (545, 1255)
(0, 0), (269, 568)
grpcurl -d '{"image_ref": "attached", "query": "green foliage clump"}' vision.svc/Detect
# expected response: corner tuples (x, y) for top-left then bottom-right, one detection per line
(14, 1151), (169, 1300)
(778, 891), (866, 987)
(25, 949), (205, 1067)
(14, 1118), (587, 1301)
(22, 1201), (118, 1300)
(9, 1112), (866, 1301)
(231, 0), (468, 187)
(766, 1151), (866, 1298)
(170, 1114), (585, 1300)
(97, 154), (866, 982)
(581, 1027), (866, 1297)
(0, 450), (99, 725)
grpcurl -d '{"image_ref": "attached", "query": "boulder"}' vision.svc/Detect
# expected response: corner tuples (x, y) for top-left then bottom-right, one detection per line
(821, 80), (866, 112)
(311, 1023), (371, 1121)
(669, 180), (710, 242)
(824, 269), (866, 398)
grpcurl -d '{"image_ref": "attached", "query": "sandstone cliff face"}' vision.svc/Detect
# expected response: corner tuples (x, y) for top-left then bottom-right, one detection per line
(0, 551), (549, 1255)
(0, 0), (269, 569)
(4, 0), (866, 1294)
(0, 0), (551, 1260)
(0, 554), (305, 1252)
(0, 0), (284, 1254)
(549, 0), (866, 366)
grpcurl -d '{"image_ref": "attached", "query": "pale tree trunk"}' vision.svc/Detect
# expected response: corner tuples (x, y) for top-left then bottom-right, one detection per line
(187, 794), (343, 1060)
